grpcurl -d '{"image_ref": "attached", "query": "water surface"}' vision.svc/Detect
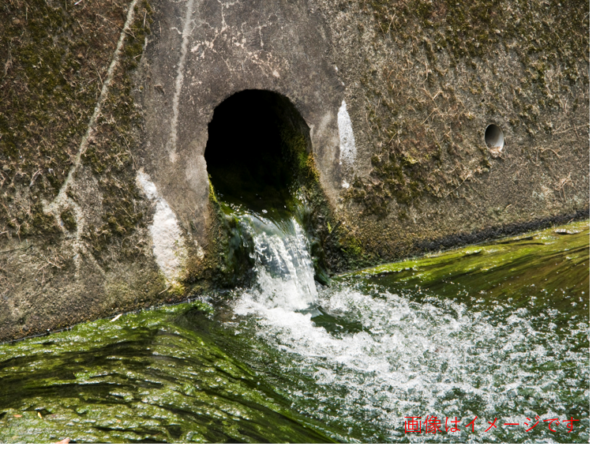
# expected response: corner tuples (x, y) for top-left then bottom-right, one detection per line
(0, 218), (589, 443)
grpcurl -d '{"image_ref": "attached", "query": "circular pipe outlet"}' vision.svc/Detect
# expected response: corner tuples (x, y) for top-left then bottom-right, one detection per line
(484, 124), (504, 157)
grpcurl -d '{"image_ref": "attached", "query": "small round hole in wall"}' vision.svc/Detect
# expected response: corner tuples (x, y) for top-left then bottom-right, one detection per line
(484, 124), (504, 157)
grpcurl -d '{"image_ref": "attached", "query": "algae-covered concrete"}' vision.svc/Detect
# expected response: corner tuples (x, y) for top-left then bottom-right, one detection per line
(0, 0), (589, 341)
(1, 0), (167, 341)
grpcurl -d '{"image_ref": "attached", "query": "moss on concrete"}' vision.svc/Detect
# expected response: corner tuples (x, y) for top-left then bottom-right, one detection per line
(274, 94), (376, 273)
(0, 0), (156, 254)
(0, 0), (589, 340)
(0, 0), (171, 343)
(79, 1), (154, 264)
(0, 0), (137, 239)
(59, 208), (76, 232)
(365, 0), (588, 77)
(348, 0), (589, 218)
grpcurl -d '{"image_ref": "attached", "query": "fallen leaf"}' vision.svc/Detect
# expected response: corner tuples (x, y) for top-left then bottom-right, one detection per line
(110, 314), (122, 322)
(38, 412), (43, 419)
(54, 438), (71, 444)
(13, 414), (22, 418)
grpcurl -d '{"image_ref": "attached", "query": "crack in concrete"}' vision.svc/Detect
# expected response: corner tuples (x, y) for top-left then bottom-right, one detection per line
(43, 0), (140, 276)
(167, 0), (196, 164)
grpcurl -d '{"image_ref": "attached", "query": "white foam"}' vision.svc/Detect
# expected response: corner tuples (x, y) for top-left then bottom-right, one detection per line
(232, 215), (589, 442)
(238, 216), (317, 311)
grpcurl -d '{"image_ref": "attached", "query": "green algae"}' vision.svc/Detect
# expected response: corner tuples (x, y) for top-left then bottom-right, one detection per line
(0, 301), (336, 443)
(340, 220), (589, 325)
(0, 220), (589, 443)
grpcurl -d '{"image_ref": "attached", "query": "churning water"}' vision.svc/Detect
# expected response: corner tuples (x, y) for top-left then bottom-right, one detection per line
(0, 213), (589, 443)
(230, 213), (589, 443)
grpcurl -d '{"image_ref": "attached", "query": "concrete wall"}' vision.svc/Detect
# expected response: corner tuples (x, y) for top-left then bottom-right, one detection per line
(0, 0), (589, 341)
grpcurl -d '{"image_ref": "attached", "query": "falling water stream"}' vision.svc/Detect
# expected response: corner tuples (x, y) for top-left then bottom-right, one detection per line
(0, 210), (589, 443)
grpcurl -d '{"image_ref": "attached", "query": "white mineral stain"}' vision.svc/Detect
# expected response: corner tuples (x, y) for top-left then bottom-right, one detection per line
(166, 0), (195, 164)
(338, 100), (357, 166)
(136, 171), (187, 285)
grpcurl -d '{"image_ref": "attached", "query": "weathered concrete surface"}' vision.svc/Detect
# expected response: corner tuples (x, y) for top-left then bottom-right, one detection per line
(327, 0), (590, 263)
(138, 0), (589, 266)
(138, 0), (347, 244)
(0, 0), (589, 341)
(1, 0), (167, 342)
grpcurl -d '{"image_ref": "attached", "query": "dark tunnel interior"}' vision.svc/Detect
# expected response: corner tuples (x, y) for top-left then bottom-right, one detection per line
(204, 90), (308, 214)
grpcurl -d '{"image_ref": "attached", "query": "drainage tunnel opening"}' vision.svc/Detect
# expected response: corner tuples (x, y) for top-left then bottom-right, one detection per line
(204, 90), (311, 213)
